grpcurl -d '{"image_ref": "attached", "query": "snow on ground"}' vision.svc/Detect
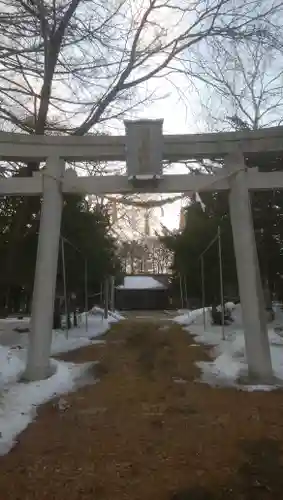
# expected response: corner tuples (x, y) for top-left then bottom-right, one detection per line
(89, 307), (124, 322)
(0, 346), (25, 386)
(174, 308), (212, 329)
(0, 359), (95, 456)
(116, 275), (165, 289)
(51, 310), (121, 355)
(0, 308), (123, 352)
(0, 307), (123, 455)
(173, 303), (283, 391)
(0, 316), (30, 323)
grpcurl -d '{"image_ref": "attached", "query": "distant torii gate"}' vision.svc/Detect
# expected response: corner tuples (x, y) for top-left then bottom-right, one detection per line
(1, 120), (283, 383)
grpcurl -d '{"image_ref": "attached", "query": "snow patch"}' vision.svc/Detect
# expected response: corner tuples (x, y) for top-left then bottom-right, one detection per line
(174, 307), (211, 327)
(0, 307), (124, 455)
(88, 307), (124, 322)
(0, 359), (95, 455)
(173, 303), (283, 391)
(51, 314), (111, 355)
(0, 347), (26, 386)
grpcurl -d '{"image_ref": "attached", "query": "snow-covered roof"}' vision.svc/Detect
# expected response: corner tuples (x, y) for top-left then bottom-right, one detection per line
(117, 276), (166, 290)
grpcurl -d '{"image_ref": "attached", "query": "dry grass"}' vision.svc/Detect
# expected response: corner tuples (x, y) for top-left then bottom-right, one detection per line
(1, 320), (283, 500)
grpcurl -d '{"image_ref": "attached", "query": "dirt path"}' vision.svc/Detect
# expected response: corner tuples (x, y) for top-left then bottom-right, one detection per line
(122, 310), (176, 321)
(1, 320), (283, 500)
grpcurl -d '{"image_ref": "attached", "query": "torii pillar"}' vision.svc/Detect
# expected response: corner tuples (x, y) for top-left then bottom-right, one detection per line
(226, 153), (273, 382)
(24, 157), (65, 381)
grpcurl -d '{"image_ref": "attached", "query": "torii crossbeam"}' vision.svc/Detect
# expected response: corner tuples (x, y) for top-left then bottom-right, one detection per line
(1, 120), (282, 383)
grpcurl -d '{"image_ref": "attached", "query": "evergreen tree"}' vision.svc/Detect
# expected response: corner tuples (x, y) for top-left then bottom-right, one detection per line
(0, 194), (121, 315)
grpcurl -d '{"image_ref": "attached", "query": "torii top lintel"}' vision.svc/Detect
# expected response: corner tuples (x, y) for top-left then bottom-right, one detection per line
(0, 119), (282, 163)
(2, 120), (283, 196)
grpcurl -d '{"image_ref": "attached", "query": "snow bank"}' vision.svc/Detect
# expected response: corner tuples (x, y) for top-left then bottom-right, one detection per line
(51, 313), (111, 355)
(0, 358), (95, 455)
(0, 308), (124, 354)
(173, 303), (283, 391)
(0, 309), (117, 389)
(174, 307), (211, 327)
(88, 306), (124, 322)
(0, 317), (30, 324)
(174, 302), (238, 328)
(196, 330), (283, 391)
(0, 346), (25, 386)
(0, 307), (123, 455)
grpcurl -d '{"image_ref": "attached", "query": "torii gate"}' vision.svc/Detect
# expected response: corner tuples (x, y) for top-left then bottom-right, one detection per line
(1, 119), (283, 383)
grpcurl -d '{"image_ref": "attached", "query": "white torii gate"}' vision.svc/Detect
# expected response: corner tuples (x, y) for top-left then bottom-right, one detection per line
(1, 119), (283, 383)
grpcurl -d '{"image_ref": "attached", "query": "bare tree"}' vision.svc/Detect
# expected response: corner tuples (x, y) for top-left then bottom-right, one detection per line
(181, 35), (283, 131)
(176, 35), (283, 306)
(117, 236), (172, 274)
(0, 0), (282, 142)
